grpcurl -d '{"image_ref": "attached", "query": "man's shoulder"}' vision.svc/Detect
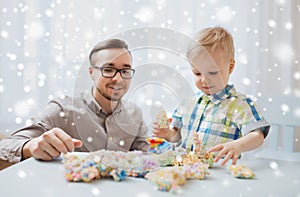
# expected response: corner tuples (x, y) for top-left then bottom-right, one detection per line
(121, 100), (140, 109)
(51, 95), (74, 104)
(120, 100), (143, 114)
(50, 95), (84, 109)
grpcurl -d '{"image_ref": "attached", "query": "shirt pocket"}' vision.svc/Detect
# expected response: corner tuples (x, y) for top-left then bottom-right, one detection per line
(110, 131), (136, 151)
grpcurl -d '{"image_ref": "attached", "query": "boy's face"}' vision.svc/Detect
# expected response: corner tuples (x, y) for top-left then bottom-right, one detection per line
(190, 46), (235, 95)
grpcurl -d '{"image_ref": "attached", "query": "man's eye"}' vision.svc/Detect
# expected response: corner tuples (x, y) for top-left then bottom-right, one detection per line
(103, 68), (115, 73)
(121, 69), (130, 74)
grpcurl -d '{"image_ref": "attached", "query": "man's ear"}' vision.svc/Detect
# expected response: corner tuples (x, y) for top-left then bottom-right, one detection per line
(89, 66), (95, 80)
(229, 59), (235, 74)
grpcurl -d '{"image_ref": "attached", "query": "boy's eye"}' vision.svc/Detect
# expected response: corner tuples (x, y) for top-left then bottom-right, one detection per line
(209, 71), (218, 75)
(193, 72), (201, 76)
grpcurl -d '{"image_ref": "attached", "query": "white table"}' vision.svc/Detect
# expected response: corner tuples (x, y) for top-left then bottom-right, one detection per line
(0, 153), (299, 197)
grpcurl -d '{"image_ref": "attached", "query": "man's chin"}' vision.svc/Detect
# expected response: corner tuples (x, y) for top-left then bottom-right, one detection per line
(109, 93), (123, 101)
(110, 97), (122, 101)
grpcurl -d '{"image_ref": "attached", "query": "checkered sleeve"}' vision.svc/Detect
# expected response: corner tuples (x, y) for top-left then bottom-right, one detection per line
(239, 98), (270, 138)
(171, 107), (183, 129)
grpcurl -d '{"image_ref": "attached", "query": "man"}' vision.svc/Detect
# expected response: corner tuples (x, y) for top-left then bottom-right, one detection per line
(0, 39), (149, 163)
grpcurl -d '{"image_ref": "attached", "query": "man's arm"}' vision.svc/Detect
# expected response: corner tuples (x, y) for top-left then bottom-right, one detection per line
(0, 124), (46, 162)
(22, 128), (82, 160)
(0, 100), (81, 162)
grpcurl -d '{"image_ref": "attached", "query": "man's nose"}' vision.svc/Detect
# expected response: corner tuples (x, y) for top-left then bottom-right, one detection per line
(112, 71), (122, 80)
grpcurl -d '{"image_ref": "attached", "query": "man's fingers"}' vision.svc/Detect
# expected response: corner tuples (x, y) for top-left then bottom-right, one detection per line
(40, 141), (61, 158)
(28, 128), (82, 161)
(49, 137), (69, 154)
(32, 147), (53, 161)
(72, 139), (83, 148)
(52, 128), (74, 152)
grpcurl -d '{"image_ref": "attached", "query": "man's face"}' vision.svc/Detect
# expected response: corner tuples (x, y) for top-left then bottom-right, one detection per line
(190, 47), (234, 95)
(90, 48), (132, 101)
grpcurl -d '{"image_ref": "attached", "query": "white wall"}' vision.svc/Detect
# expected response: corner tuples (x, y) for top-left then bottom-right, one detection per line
(0, 0), (299, 145)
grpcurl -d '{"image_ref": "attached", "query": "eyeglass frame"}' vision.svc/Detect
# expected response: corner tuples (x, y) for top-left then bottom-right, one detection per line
(91, 65), (135, 79)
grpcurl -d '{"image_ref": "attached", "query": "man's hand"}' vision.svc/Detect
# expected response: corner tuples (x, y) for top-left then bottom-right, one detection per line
(22, 128), (82, 161)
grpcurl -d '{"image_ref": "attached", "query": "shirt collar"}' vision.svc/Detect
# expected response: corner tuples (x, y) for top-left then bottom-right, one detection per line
(82, 87), (123, 115)
(197, 84), (236, 105)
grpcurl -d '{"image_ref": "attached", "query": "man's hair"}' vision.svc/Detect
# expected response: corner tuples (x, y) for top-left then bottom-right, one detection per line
(187, 26), (235, 61)
(89, 39), (132, 65)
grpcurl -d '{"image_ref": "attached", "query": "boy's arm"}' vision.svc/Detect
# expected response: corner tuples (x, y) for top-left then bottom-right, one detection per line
(152, 108), (183, 143)
(209, 129), (264, 166)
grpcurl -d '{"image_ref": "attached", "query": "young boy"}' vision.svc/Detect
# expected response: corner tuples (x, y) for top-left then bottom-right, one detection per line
(153, 27), (270, 166)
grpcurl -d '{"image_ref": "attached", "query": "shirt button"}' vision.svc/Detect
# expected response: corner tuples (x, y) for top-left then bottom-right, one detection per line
(109, 136), (112, 141)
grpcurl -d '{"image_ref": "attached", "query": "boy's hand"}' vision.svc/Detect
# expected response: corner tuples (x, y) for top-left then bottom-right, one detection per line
(152, 118), (177, 142)
(208, 140), (241, 166)
(22, 128), (82, 161)
(209, 131), (264, 166)
(152, 121), (170, 140)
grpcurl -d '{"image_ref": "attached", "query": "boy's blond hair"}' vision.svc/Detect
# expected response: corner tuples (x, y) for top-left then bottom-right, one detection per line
(187, 27), (235, 62)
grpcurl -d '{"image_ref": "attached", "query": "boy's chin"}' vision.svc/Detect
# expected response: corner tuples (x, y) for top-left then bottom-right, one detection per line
(201, 88), (213, 95)
(204, 87), (225, 95)
(202, 90), (211, 95)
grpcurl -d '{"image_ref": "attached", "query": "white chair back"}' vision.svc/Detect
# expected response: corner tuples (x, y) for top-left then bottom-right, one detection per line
(255, 95), (300, 161)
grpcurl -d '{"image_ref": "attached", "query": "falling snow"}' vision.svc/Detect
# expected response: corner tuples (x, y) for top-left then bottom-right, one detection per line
(0, 0), (299, 179)
(87, 137), (93, 143)
(17, 170), (27, 179)
(91, 187), (101, 196)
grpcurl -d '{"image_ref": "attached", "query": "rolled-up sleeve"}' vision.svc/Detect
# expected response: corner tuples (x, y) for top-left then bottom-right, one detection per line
(0, 102), (64, 163)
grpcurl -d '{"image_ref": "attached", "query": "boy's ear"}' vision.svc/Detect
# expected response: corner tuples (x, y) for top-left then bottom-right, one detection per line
(229, 59), (235, 74)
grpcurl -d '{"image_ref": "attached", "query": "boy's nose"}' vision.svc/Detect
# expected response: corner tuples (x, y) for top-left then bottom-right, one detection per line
(201, 75), (209, 83)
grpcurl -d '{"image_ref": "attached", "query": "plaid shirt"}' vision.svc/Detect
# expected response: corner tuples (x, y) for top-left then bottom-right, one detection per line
(171, 85), (270, 151)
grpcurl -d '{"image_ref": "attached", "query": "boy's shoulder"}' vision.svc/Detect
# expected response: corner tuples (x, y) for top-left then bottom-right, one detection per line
(231, 91), (257, 102)
(227, 91), (259, 110)
(230, 91), (248, 100)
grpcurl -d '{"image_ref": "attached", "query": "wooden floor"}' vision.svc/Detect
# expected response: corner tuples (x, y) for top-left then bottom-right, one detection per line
(0, 160), (14, 170)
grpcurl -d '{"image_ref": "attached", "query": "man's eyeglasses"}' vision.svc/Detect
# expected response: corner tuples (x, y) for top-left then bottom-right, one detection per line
(91, 65), (135, 79)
